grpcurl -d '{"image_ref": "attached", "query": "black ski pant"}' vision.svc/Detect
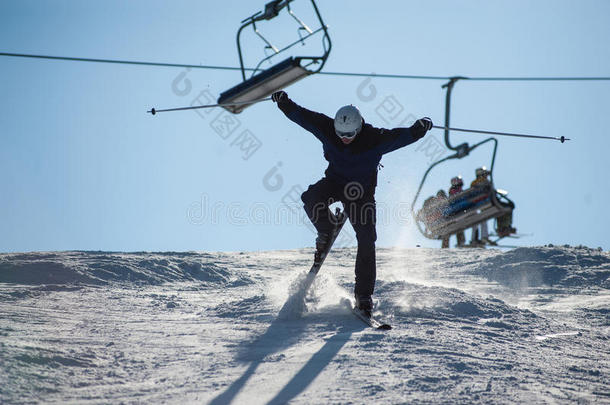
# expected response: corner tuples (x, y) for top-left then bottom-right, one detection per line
(301, 177), (377, 297)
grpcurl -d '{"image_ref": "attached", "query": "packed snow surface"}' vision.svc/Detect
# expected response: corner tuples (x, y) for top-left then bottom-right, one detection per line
(0, 245), (608, 404)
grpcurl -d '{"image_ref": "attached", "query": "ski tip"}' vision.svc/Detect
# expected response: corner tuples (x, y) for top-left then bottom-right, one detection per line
(377, 324), (392, 330)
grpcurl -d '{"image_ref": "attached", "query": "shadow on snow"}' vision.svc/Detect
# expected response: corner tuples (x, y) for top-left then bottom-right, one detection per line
(209, 295), (363, 404)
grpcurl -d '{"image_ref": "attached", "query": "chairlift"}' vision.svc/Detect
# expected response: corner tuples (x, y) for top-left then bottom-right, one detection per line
(416, 184), (515, 241)
(411, 77), (517, 244)
(217, 0), (331, 113)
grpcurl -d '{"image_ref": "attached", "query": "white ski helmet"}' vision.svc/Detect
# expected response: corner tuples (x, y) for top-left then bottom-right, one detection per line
(334, 105), (363, 140)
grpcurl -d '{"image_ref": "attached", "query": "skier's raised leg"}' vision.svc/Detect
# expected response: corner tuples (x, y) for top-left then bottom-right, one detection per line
(302, 178), (342, 256)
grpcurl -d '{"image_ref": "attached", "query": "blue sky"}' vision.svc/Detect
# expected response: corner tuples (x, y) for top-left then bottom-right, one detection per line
(1, 0), (609, 252)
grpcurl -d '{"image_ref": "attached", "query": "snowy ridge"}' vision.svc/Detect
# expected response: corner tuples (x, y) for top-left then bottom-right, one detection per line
(1, 246), (608, 404)
(472, 245), (610, 289)
(0, 251), (255, 287)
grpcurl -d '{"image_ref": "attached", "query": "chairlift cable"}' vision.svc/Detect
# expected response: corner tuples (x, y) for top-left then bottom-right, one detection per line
(0, 52), (248, 71)
(467, 76), (610, 81)
(319, 71), (450, 80)
(319, 71), (610, 81)
(2, 52), (610, 82)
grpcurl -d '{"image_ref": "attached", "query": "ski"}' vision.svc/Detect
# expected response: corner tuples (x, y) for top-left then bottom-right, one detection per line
(312, 209), (348, 273)
(352, 307), (392, 330)
(341, 298), (392, 330)
(301, 208), (348, 293)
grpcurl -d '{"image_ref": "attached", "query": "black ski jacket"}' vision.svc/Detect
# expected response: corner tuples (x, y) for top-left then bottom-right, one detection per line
(277, 97), (427, 189)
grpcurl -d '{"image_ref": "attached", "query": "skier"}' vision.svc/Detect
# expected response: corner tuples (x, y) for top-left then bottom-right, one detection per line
(469, 167), (495, 246)
(442, 176), (466, 248)
(271, 90), (432, 316)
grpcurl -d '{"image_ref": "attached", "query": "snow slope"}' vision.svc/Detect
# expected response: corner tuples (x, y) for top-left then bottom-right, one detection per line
(0, 246), (608, 404)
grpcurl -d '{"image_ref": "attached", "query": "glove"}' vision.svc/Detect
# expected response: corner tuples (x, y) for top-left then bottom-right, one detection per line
(271, 91), (288, 103)
(417, 117), (433, 132)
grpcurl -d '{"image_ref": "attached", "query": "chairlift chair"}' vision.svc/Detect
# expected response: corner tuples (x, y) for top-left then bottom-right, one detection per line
(217, 0), (331, 113)
(411, 77), (517, 243)
(416, 185), (515, 240)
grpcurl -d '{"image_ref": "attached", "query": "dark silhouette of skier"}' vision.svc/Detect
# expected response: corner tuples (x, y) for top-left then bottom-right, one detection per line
(272, 90), (432, 315)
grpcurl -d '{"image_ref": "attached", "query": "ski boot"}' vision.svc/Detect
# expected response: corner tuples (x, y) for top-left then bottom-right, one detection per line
(355, 294), (373, 318)
(312, 208), (347, 266)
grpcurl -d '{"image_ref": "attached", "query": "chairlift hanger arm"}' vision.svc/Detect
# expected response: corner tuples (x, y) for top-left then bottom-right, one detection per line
(441, 77), (467, 151)
(310, 0), (331, 72)
(236, 0), (331, 81)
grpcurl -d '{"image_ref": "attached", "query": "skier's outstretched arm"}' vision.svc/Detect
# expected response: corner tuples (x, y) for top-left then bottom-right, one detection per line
(376, 117), (433, 154)
(271, 91), (332, 142)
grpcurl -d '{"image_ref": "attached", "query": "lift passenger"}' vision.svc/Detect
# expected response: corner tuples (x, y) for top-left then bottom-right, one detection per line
(441, 176), (466, 248)
(470, 167), (494, 246)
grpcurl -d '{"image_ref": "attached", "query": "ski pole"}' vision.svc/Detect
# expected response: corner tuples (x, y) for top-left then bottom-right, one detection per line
(147, 97), (272, 115)
(431, 125), (569, 143)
